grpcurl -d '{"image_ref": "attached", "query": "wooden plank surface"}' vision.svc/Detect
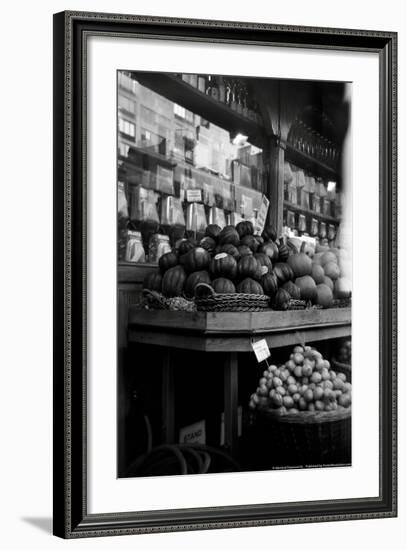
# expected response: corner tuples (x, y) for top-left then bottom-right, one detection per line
(129, 307), (351, 334)
(128, 324), (352, 352)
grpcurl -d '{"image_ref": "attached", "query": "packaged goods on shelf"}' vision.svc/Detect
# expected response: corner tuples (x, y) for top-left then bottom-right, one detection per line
(298, 214), (307, 233)
(125, 230), (146, 263)
(208, 206), (227, 228)
(118, 181), (129, 221)
(319, 222), (327, 239)
(328, 224), (337, 241)
(300, 189), (310, 209)
(232, 160), (252, 188)
(285, 181), (297, 204)
(234, 184), (263, 218)
(155, 165), (175, 195)
(228, 212), (244, 226)
(128, 185), (160, 225)
(148, 234), (172, 263)
(161, 196), (186, 246)
(286, 210), (296, 229)
(322, 197), (331, 216)
(284, 161), (294, 185)
(310, 218), (319, 237)
(161, 196), (185, 227)
(212, 178), (234, 211)
(186, 203), (207, 238)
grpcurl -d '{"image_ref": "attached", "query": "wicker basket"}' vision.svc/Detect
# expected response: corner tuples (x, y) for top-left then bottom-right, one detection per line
(194, 283), (270, 312)
(331, 358), (352, 382)
(252, 406), (351, 468)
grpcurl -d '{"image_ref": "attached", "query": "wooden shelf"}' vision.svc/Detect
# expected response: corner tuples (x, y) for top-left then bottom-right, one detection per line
(128, 307), (351, 352)
(118, 262), (158, 284)
(283, 201), (340, 224)
(284, 142), (340, 182)
(132, 73), (268, 149)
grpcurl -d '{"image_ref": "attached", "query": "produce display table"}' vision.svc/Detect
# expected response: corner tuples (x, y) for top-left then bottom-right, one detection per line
(128, 307), (351, 458)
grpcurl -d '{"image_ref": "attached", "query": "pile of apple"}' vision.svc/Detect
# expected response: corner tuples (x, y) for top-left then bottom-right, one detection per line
(249, 344), (352, 414)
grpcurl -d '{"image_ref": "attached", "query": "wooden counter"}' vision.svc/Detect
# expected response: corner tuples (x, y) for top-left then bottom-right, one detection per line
(127, 307), (351, 457)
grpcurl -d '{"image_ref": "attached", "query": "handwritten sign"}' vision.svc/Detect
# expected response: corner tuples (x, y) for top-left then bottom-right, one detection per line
(251, 339), (271, 363)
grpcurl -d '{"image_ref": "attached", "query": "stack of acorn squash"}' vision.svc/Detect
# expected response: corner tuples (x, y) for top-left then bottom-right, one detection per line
(143, 220), (351, 311)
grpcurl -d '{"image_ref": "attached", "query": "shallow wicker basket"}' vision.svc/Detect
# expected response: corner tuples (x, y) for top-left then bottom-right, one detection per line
(194, 283), (270, 312)
(331, 358), (352, 383)
(253, 406), (351, 468)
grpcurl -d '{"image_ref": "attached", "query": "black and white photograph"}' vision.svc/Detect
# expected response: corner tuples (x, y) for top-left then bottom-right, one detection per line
(117, 71), (353, 478)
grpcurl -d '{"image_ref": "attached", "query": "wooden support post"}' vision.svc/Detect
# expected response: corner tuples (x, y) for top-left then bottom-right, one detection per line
(161, 347), (175, 444)
(224, 352), (239, 458)
(268, 139), (285, 237)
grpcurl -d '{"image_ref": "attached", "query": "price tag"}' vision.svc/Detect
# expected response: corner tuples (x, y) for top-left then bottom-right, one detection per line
(251, 339), (271, 363)
(186, 189), (202, 202)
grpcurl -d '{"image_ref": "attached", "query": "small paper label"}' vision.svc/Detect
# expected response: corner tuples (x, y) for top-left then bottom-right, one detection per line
(186, 189), (202, 202)
(179, 420), (206, 445)
(260, 266), (269, 276)
(214, 252), (227, 260)
(251, 339), (271, 363)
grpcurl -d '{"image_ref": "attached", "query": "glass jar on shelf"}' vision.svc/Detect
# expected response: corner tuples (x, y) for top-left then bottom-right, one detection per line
(298, 214), (307, 234)
(319, 221), (327, 240)
(148, 234), (172, 264)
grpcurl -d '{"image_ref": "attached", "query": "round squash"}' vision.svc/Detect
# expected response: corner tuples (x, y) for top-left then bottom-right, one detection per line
(273, 288), (291, 310)
(272, 262), (295, 284)
(182, 247), (211, 274)
(184, 270), (211, 298)
(312, 252), (324, 265)
(295, 275), (317, 302)
(178, 238), (196, 256)
(143, 271), (163, 292)
(205, 224), (222, 241)
(218, 225), (240, 247)
(261, 272), (279, 297)
(218, 243), (240, 260)
(162, 265), (187, 297)
(259, 241), (279, 261)
(287, 252), (312, 277)
(199, 236), (217, 255)
(237, 255), (259, 279)
(311, 263), (325, 284)
(254, 235), (264, 247)
(238, 245), (253, 258)
(321, 275), (334, 291)
(262, 225), (277, 242)
(282, 280), (301, 300)
(278, 242), (290, 262)
(158, 251), (178, 274)
(254, 253), (273, 273)
(253, 262), (268, 281)
(324, 261), (341, 280)
(212, 277), (236, 294)
(314, 283), (334, 308)
(334, 277), (352, 299)
(236, 277), (264, 295)
(320, 250), (338, 266)
(235, 220), (254, 239)
(209, 253), (237, 280)
(240, 235), (260, 253)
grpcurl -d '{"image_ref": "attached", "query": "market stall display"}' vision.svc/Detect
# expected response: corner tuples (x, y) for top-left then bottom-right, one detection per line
(117, 71), (352, 477)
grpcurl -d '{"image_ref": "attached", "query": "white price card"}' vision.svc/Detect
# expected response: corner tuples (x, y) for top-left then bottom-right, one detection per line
(186, 189), (202, 202)
(251, 339), (271, 363)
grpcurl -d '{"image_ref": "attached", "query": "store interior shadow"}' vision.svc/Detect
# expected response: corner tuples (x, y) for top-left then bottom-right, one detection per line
(21, 517), (52, 534)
